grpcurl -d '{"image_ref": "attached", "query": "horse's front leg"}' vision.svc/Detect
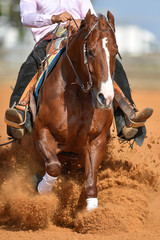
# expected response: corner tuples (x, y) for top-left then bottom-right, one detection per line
(85, 135), (106, 211)
(34, 127), (61, 194)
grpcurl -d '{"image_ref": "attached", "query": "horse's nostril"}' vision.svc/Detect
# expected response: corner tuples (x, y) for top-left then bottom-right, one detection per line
(106, 97), (112, 107)
(98, 93), (106, 105)
(97, 92), (112, 109)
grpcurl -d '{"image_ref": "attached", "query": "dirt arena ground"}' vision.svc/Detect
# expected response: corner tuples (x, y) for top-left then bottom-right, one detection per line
(0, 79), (160, 240)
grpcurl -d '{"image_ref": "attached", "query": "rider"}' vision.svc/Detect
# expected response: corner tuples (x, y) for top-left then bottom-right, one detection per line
(5, 0), (153, 145)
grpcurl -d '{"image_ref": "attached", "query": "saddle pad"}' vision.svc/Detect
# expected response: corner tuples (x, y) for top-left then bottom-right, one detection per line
(34, 47), (65, 99)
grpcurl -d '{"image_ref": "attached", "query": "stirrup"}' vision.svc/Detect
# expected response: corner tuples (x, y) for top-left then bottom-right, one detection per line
(4, 105), (28, 129)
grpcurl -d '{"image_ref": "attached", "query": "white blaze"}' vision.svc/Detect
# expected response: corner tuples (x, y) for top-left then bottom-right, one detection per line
(100, 37), (114, 105)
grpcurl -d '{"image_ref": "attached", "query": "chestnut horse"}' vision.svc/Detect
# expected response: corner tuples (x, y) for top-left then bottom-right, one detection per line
(33, 10), (119, 210)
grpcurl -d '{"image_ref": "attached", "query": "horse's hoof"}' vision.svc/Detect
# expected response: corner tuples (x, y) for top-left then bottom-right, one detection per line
(31, 174), (43, 192)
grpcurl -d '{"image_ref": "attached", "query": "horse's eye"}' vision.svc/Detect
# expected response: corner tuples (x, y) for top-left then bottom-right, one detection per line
(87, 49), (94, 58)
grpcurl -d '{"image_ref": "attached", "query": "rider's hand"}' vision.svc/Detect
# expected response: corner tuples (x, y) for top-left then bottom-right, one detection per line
(65, 19), (82, 30)
(51, 12), (73, 24)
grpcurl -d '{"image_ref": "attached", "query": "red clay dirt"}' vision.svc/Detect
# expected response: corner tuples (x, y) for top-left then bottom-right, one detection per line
(0, 82), (160, 240)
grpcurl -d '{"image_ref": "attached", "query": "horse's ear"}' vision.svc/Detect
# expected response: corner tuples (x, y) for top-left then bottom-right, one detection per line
(85, 9), (92, 24)
(85, 10), (98, 30)
(107, 11), (115, 32)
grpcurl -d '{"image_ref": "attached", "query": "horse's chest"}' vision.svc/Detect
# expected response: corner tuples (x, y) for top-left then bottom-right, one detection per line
(54, 106), (108, 149)
(62, 108), (92, 139)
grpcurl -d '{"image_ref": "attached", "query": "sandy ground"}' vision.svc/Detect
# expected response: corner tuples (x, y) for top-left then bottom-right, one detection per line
(0, 81), (160, 240)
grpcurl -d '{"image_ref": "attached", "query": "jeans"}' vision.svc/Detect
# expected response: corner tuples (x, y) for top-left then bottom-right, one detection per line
(9, 40), (50, 107)
(114, 59), (135, 136)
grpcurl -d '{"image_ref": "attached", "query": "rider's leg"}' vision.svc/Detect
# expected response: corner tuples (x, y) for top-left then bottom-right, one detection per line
(6, 40), (50, 139)
(114, 59), (153, 141)
(10, 40), (50, 107)
(114, 59), (134, 105)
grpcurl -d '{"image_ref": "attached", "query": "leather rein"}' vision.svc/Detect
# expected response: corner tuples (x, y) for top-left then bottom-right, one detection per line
(65, 19), (99, 92)
(65, 18), (120, 93)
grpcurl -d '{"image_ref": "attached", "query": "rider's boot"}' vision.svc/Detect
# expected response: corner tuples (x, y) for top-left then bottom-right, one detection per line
(121, 107), (153, 139)
(5, 107), (32, 140)
(113, 80), (153, 140)
(121, 126), (138, 140)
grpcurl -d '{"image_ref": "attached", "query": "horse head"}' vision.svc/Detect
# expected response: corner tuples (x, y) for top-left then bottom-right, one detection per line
(65, 10), (119, 110)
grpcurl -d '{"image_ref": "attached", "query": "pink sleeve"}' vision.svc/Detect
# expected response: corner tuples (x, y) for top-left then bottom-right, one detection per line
(20, 0), (52, 28)
(80, 0), (97, 18)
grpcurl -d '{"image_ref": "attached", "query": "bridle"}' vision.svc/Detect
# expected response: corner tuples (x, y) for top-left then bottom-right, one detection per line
(66, 19), (99, 92)
(65, 17), (122, 93)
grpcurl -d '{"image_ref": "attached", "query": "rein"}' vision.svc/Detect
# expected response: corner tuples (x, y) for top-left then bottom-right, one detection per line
(66, 20), (99, 92)
(0, 139), (15, 147)
(34, 22), (61, 71)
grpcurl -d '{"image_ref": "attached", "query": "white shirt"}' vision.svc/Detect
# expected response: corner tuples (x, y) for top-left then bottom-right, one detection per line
(20, 0), (96, 42)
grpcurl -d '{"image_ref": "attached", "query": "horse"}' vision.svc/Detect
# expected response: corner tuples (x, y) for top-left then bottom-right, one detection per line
(33, 10), (119, 211)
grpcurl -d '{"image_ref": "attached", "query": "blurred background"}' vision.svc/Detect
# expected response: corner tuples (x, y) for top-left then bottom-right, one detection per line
(0, 0), (160, 89)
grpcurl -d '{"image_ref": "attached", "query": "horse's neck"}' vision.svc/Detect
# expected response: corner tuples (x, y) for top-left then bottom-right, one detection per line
(53, 30), (92, 102)
(58, 52), (93, 109)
